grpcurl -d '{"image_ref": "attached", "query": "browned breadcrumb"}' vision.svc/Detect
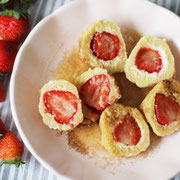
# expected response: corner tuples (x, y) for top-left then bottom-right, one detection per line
(67, 123), (106, 155)
(67, 128), (88, 155)
(51, 47), (90, 83)
(55, 130), (63, 136)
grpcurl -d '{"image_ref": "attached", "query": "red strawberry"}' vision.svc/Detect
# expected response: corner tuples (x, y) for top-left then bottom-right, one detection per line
(113, 115), (141, 146)
(0, 119), (5, 135)
(0, 40), (18, 73)
(154, 93), (179, 125)
(80, 74), (110, 111)
(82, 104), (101, 122)
(0, 131), (25, 167)
(135, 48), (162, 73)
(0, 10), (30, 45)
(0, 81), (5, 102)
(91, 31), (120, 60)
(43, 90), (79, 124)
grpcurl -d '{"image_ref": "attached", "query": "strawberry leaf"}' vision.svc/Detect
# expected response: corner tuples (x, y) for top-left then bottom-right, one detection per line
(0, 133), (3, 142)
(0, 0), (10, 10)
(0, 0), (9, 4)
(0, 10), (8, 16)
(0, 10), (25, 20)
(19, 11), (28, 19)
(8, 9), (12, 16)
(13, 11), (20, 19)
(0, 156), (25, 168)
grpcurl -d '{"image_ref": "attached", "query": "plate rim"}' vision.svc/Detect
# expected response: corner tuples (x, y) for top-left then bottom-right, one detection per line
(9, 0), (180, 179)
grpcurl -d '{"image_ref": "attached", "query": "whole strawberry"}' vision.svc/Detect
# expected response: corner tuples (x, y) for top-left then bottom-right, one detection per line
(0, 10), (30, 45)
(0, 40), (18, 73)
(0, 131), (25, 167)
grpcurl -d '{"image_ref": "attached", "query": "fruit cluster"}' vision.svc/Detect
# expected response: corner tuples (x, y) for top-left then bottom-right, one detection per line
(0, 0), (37, 167)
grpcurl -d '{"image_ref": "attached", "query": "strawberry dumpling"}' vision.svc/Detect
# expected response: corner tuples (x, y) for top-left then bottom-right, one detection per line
(99, 103), (150, 157)
(39, 80), (83, 131)
(125, 36), (175, 87)
(140, 79), (180, 136)
(79, 20), (127, 73)
(75, 68), (121, 111)
(82, 104), (101, 123)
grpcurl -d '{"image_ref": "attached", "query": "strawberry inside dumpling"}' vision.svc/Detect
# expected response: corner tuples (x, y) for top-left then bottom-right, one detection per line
(80, 74), (110, 111)
(82, 104), (101, 122)
(43, 90), (79, 124)
(113, 115), (141, 146)
(154, 93), (179, 125)
(135, 48), (162, 73)
(91, 31), (120, 60)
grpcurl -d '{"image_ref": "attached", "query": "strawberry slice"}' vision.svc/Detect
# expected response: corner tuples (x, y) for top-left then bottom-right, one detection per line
(43, 90), (78, 124)
(135, 48), (162, 73)
(90, 31), (120, 60)
(154, 93), (179, 125)
(80, 74), (110, 111)
(113, 115), (141, 146)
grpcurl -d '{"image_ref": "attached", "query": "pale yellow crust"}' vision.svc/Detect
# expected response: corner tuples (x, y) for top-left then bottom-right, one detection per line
(39, 80), (83, 131)
(99, 103), (150, 157)
(79, 20), (127, 73)
(140, 79), (180, 136)
(75, 68), (121, 106)
(124, 36), (175, 87)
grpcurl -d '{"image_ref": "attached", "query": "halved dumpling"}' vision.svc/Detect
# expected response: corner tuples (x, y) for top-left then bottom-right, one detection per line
(76, 68), (121, 111)
(125, 36), (175, 87)
(79, 20), (127, 73)
(99, 103), (150, 157)
(140, 79), (180, 136)
(39, 80), (83, 131)
(82, 104), (101, 122)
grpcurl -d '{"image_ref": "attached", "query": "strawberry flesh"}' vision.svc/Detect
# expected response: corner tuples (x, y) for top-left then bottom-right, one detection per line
(135, 48), (162, 73)
(43, 90), (79, 124)
(154, 93), (179, 125)
(90, 31), (120, 60)
(80, 74), (110, 111)
(113, 115), (141, 146)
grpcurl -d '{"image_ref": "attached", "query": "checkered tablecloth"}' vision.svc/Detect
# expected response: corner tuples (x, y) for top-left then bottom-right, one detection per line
(0, 0), (180, 179)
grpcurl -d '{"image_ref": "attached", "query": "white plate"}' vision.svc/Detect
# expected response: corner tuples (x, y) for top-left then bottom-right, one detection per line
(10, 0), (180, 179)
